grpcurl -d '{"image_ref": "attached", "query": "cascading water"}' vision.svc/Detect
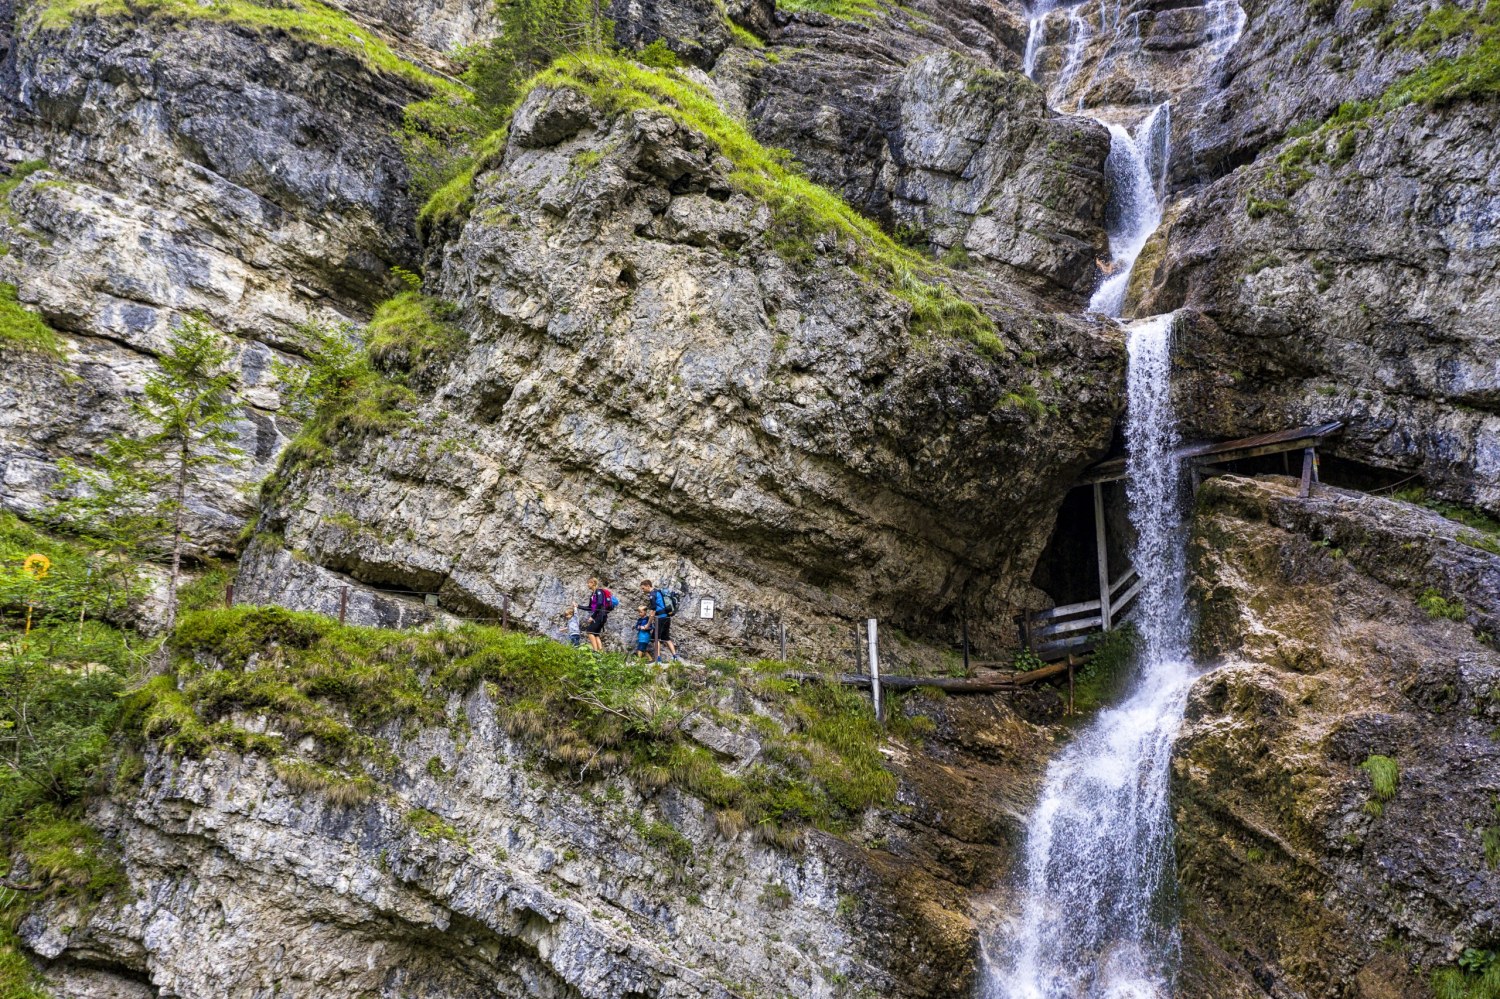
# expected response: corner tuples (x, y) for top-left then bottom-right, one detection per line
(981, 314), (1195, 999)
(1087, 104), (1170, 317)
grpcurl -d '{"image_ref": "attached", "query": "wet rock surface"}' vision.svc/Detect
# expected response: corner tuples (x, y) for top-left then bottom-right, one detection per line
(1174, 475), (1500, 997)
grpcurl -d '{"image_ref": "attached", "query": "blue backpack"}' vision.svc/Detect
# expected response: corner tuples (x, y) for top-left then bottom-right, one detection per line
(604, 588), (619, 611)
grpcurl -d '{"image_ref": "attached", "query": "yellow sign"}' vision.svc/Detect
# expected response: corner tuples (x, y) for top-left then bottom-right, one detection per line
(22, 554), (51, 579)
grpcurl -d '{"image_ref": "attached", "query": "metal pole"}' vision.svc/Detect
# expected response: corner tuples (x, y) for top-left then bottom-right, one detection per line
(866, 618), (883, 723)
(338, 586), (349, 625)
(1094, 481), (1112, 632)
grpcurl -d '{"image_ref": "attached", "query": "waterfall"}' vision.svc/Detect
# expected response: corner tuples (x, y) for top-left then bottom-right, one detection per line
(1056, 7), (1092, 107)
(1024, 0), (1054, 79)
(981, 314), (1195, 999)
(1087, 104), (1170, 317)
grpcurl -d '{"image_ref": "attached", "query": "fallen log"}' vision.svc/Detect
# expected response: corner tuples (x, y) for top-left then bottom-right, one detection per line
(781, 658), (1073, 693)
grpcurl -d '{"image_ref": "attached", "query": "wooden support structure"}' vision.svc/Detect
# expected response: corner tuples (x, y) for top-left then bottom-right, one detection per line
(785, 657), (1080, 694)
(224, 583), (234, 608)
(338, 585), (349, 625)
(1093, 482), (1112, 632)
(502, 594), (511, 630)
(1081, 421), (1343, 485)
(1298, 446), (1321, 499)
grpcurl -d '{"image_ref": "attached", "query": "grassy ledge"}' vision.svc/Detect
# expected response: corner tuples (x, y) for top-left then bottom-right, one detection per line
(421, 53), (1001, 355)
(129, 605), (900, 843)
(28, 0), (462, 96)
(0, 283), (65, 358)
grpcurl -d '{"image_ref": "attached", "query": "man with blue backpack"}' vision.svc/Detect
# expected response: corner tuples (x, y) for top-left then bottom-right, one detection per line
(639, 579), (681, 661)
(577, 577), (617, 652)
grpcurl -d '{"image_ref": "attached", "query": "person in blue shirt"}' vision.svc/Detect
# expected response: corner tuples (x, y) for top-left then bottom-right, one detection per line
(638, 579), (679, 661)
(633, 605), (653, 659)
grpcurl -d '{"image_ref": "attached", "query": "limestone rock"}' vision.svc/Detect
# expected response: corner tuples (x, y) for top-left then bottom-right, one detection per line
(1174, 475), (1500, 996)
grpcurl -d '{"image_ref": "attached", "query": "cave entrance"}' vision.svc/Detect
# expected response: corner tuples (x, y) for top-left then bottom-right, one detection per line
(1027, 480), (1140, 660)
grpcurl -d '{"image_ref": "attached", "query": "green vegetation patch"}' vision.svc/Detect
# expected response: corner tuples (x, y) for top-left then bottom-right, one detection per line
(29, 0), (459, 96)
(777, 0), (882, 20)
(0, 283), (64, 358)
(1432, 947), (1500, 999)
(1418, 587), (1467, 621)
(460, 54), (998, 353)
(264, 291), (465, 498)
(127, 606), (899, 841)
(1359, 753), (1399, 816)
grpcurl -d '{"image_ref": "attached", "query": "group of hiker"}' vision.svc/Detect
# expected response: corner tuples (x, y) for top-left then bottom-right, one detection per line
(560, 577), (681, 662)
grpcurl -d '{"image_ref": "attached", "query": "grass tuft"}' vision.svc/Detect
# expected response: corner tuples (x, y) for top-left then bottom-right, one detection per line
(1359, 753), (1399, 816)
(0, 284), (64, 358)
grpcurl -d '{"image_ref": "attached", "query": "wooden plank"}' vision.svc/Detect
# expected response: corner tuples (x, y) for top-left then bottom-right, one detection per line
(1299, 447), (1315, 498)
(1094, 482), (1112, 632)
(1031, 615), (1104, 638)
(1028, 597), (1104, 622)
(1110, 577), (1143, 617)
(1109, 568), (1138, 596)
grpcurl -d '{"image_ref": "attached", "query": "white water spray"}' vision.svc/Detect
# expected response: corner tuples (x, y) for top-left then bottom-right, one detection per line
(982, 314), (1195, 999)
(1087, 104), (1170, 317)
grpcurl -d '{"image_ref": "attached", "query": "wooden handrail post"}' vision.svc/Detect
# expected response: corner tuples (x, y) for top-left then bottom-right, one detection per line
(962, 616), (970, 675)
(1299, 447), (1315, 498)
(779, 619), (787, 661)
(854, 623), (863, 675)
(224, 583), (234, 608)
(866, 618), (883, 723)
(338, 585), (349, 625)
(1067, 654), (1076, 716)
(1094, 481), (1112, 632)
(502, 594), (511, 630)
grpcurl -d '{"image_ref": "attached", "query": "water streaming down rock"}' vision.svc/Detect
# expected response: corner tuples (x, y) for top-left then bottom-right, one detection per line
(981, 313), (1195, 999)
(1087, 105), (1170, 317)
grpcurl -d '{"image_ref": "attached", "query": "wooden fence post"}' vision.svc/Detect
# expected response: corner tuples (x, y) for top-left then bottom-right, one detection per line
(338, 586), (349, 625)
(854, 624), (863, 675)
(962, 616), (970, 675)
(779, 620), (786, 661)
(1094, 481), (1112, 632)
(1067, 654), (1076, 717)
(502, 594), (511, 630)
(224, 583), (234, 608)
(866, 618), (883, 723)
(1299, 447), (1316, 498)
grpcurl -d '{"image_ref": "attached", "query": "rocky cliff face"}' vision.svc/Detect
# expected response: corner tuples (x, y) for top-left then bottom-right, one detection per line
(0, 0), (457, 548)
(1124, 0), (1500, 514)
(247, 62), (1124, 660)
(1174, 475), (1500, 997)
(14, 628), (1058, 999)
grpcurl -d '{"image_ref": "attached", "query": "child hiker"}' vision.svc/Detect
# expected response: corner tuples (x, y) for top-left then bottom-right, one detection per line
(560, 607), (582, 647)
(633, 605), (653, 659)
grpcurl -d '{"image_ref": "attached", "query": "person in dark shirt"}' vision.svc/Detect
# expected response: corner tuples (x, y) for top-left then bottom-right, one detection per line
(577, 577), (612, 652)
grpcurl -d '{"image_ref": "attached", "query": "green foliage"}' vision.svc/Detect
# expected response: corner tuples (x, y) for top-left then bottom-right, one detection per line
(1431, 948), (1500, 999)
(1419, 587), (1467, 621)
(1010, 647), (1046, 673)
(264, 295), (463, 497)
(1393, 485), (1500, 538)
(365, 292), (468, 388)
(131, 607), (898, 841)
(777, 0), (881, 19)
(727, 22), (765, 48)
(1071, 625), (1140, 713)
(1388, 0), (1500, 106)
(0, 160), (47, 205)
(0, 284), (63, 358)
(54, 317), (244, 637)
(637, 39), (681, 69)
(30, 0), (460, 95)
(1360, 753), (1399, 816)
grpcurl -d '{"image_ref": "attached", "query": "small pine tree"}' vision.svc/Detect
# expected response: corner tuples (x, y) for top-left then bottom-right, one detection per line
(56, 317), (244, 655)
(466, 0), (615, 111)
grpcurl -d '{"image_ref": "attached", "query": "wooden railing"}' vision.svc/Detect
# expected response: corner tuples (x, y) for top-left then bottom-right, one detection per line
(1018, 568), (1139, 661)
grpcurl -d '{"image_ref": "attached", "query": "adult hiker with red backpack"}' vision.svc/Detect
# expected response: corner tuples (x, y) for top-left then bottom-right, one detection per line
(578, 577), (617, 652)
(639, 579), (682, 662)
